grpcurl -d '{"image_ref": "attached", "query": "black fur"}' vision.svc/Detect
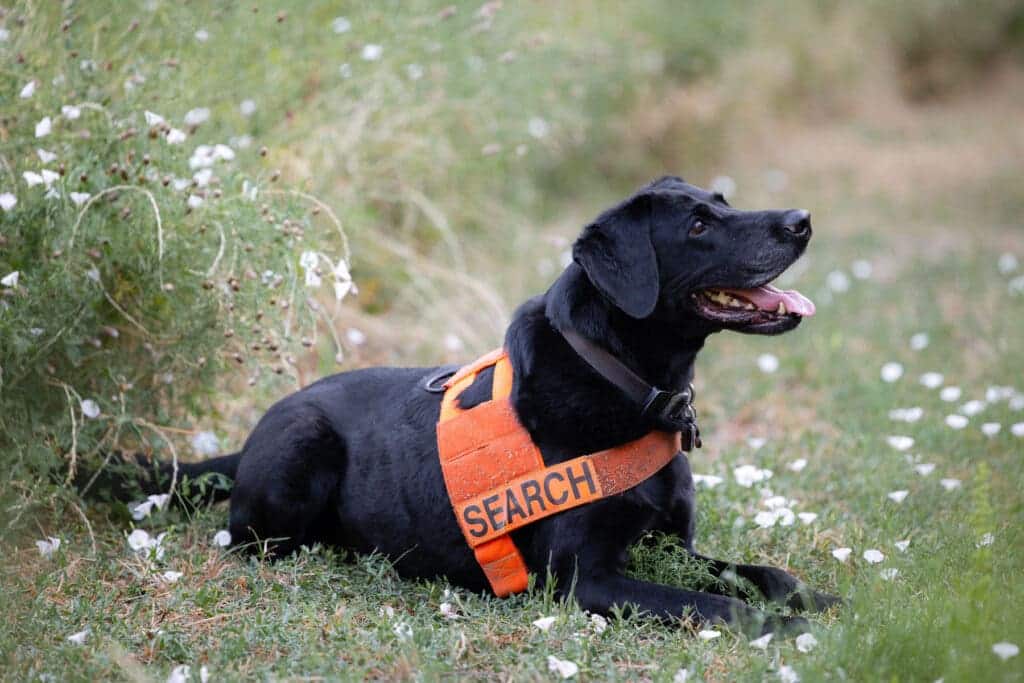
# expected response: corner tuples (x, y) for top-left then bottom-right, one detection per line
(122, 177), (838, 636)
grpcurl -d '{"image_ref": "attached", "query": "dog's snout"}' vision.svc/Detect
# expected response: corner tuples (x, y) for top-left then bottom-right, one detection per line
(782, 209), (812, 238)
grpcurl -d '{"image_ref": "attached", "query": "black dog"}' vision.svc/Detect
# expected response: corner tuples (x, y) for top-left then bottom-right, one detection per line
(126, 176), (838, 635)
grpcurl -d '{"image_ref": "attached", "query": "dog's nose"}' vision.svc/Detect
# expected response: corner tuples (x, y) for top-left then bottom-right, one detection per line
(782, 209), (812, 238)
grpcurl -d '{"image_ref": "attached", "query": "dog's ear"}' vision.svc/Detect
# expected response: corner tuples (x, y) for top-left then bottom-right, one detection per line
(572, 193), (659, 318)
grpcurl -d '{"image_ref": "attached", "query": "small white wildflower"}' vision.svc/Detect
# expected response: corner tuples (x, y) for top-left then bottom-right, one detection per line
(41, 169), (60, 186)
(160, 570), (183, 584)
(757, 353), (780, 373)
(914, 463), (935, 477)
(332, 17), (352, 33)
(339, 63), (352, 78)
(195, 28), (209, 42)
(692, 474), (723, 488)
(70, 192), (91, 206)
(795, 632), (818, 652)
(851, 259), (873, 279)
(144, 111), (165, 126)
(747, 436), (767, 450)
(305, 269), (322, 288)
(590, 613), (607, 634)
(213, 144), (235, 161)
(166, 128), (187, 144)
(86, 268), (100, 282)
(186, 195), (204, 209)
(977, 533), (995, 548)
(895, 540), (911, 552)
(239, 99), (257, 116)
(754, 510), (779, 529)
(212, 530), (232, 547)
(0, 28), (9, 42)
(444, 333), (464, 353)
(798, 512), (818, 525)
(993, 642), (1019, 661)
(346, 328), (366, 346)
(1012, 423), (1024, 437)
(998, 253), (1019, 274)
(67, 628), (89, 645)
(439, 602), (459, 619)
(733, 464), (772, 488)
(299, 251), (319, 270)
(547, 655), (578, 679)
(61, 104), (82, 120)
(945, 414), (968, 429)
(193, 168), (213, 187)
(880, 362), (904, 383)
(750, 632), (774, 649)
(880, 568), (900, 581)
(779, 665), (800, 683)
(35, 116), (52, 138)
(361, 44), (383, 61)
(981, 422), (1000, 437)
(172, 178), (190, 192)
(939, 386), (962, 402)
(36, 537), (61, 558)
(37, 148), (57, 163)
(80, 399), (101, 419)
(940, 478), (961, 491)
(532, 616), (556, 631)
(919, 372), (944, 389)
(184, 108), (211, 127)
(698, 629), (721, 640)
(20, 80), (37, 99)
(832, 547), (852, 562)
(863, 549), (884, 564)
(406, 63), (424, 80)
(23, 171), (44, 187)
(191, 431), (219, 456)
(826, 270), (850, 293)
(527, 116), (550, 139)
(167, 665), (190, 683)
(673, 669), (691, 683)
(909, 332), (930, 350)
(886, 435), (914, 451)
(787, 458), (808, 473)
(887, 490), (909, 503)
(200, 666), (211, 683)
(710, 175), (737, 199)
(1, 271), (19, 287)
(889, 407), (923, 423)
(393, 622), (413, 641)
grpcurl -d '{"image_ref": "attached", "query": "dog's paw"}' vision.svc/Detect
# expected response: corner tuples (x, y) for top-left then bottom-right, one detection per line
(762, 614), (811, 637)
(787, 587), (843, 613)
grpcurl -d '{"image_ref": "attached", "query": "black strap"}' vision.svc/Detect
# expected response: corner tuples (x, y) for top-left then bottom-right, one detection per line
(558, 328), (701, 451)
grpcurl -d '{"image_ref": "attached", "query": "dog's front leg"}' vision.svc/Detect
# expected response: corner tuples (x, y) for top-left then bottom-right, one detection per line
(566, 572), (808, 636)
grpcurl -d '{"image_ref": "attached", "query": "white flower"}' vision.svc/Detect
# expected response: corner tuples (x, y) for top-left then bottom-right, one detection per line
(547, 655), (578, 679)
(191, 431), (220, 456)
(20, 80), (37, 98)
(339, 63), (352, 78)
(167, 665), (190, 683)
(998, 253), (1019, 274)
(798, 512), (818, 525)
(213, 144), (235, 161)
(332, 16), (352, 33)
(832, 547), (852, 562)
(444, 333), (464, 352)
(945, 414), (968, 429)
(887, 490), (909, 503)
(1010, 395), (1024, 411)
(62, 104), (82, 120)
(754, 510), (779, 529)
(212, 530), (232, 547)
(981, 422), (1000, 436)
(35, 116), (52, 138)
(332, 259), (355, 301)
(1, 271), (19, 288)
(710, 175), (737, 199)
(826, 270), (850, 293)
(1009, 274), (1024, 295)
(439, 602), (459, 619)
(36, 536), (61, 558)
(863, 549), (884, 564)
(127, 528), (151, 550)
(200, 665), (211, 683)
(0, 192), (16, 211)
(0, 28), (9, 42)
(992, 642), (1019, 661)
(40, 169), (60, 186)
(305, 269), (322, 288)
(886, 435), (914, 451)
(299, 251), (319, 270)
(86, 268), (100, 282)
(144, 111), (165, 126)
(940, 478), (961, 491)
(195, 28), (210, 42)
(393, 622), (413, 641)
(172, 178), (190, 192)
(795, 632), (818, 652)
(23, 171), (44, 187)
(70, 192), (91, 206)
(909, 332), (929, 350)
(880, 362), (904, 383)
(346, 328), (367, 346)
(697, 629), (721, 640)
(361, 44), (383, 61)
(787, 458), (808, 473)
(977, 532), (995, 548)
(406, 63), (424, 80)
(67, 628), (90, 645)
(880, 568), (900, 580)
(895, 540), (910, 552)
(239, 99), (257, 116)
(779, 664), (800, 683)
(187, 195), (204, 209)
(939, 386), (962, 402)
(590, 613), (608, 634)
(958, 401), (983, 417)
(673, 669), (691, 683)
(532, 616), (556, 631)
(750, 632), (773, 649)
(80, 399), (101, 419)
(747, 436), (767, 450)
(1012, 422), (1024, 437)
(193, 168), (213, 187)
(756, 353), (780, 373)
(851, 259), (873, 279)
(37, 148), (57, 164)
(914, 463), (935, 476)
(919, 372), (944, 389)
(527, 117), (550, 139)
(160, 570), (183, 584)
(733, 464), (772, 488)
(166, 128), (187, 144)
(692, 474), (723, 488)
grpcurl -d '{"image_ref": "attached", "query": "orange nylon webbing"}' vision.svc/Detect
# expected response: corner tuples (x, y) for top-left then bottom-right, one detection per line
(436, 349), (681, 597)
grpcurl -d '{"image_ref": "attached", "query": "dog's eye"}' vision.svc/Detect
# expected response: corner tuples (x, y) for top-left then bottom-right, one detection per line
(689, 220), (707, 237)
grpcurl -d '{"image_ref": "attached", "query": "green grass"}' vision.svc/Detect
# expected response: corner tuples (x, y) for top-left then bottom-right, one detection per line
(4, 1), (1024, 681)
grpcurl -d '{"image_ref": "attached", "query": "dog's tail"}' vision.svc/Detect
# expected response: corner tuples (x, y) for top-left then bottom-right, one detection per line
(77, 450), (241, 507)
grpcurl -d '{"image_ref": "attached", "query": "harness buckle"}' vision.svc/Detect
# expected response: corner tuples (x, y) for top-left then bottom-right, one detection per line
(641, 384), (701, 450)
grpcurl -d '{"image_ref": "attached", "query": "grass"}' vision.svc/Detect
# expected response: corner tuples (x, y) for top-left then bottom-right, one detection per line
(3, 1), (1024, 681)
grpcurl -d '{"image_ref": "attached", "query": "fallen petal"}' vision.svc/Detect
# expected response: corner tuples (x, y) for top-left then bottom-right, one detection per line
(887, 490), (909, 503)
(945, 414), (968, 429)
(750, 632), (773, 649)
(533, 616), (556, 631)
(993, 642), (1019, 661)
(832, 547), (852, 562)
(795, 632), (818, 652)
(212, 529), (232, 547)
(880, 362), (903, 383)
(546, 655), (579, 679)
(698, 629), (721, 640)
(863, 549), (885, 564)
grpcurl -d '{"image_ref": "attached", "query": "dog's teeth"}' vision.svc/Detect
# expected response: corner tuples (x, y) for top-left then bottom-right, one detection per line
(777, 301), (787, 314)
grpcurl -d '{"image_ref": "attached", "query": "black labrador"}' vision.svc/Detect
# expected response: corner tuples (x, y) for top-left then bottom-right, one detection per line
(123, 175), (838, 635)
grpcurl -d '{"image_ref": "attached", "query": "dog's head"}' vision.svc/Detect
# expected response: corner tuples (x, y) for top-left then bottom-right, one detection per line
(572, 175), (815, 336)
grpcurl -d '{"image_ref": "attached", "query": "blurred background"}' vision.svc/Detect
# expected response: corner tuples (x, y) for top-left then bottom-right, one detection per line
(2, 2), (1023, 680)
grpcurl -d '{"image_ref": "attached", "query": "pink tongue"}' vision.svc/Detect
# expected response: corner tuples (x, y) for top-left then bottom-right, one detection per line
(720, 284), (816, 316)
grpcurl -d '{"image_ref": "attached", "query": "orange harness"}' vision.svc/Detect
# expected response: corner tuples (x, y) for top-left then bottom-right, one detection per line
(437, 349), (681, 596)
